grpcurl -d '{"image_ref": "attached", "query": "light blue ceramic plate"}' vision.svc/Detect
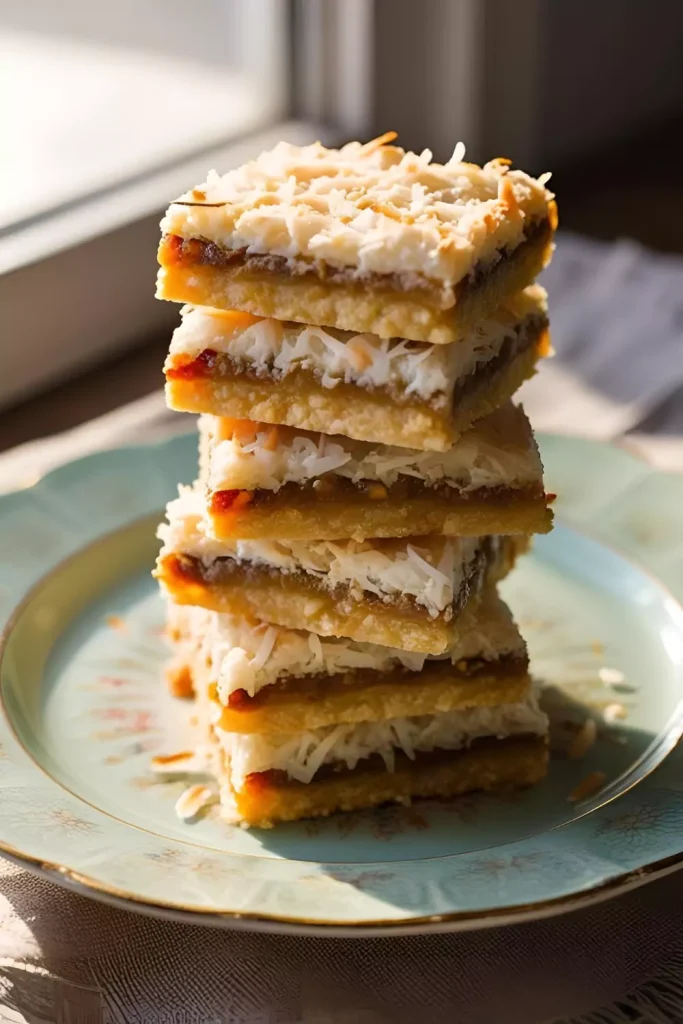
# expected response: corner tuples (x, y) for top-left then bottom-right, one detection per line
(1, 431), (683, 935)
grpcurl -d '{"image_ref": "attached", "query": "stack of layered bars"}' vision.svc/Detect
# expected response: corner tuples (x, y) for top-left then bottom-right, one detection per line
(154, 135), (558, 827)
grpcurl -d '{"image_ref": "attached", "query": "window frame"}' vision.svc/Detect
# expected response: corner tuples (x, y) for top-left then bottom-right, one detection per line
(0, 0), (313, 410)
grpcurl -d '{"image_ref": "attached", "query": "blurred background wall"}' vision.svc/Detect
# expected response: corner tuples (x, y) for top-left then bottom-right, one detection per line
(356, 0), (683, 169)
(539, 0), (683, 167)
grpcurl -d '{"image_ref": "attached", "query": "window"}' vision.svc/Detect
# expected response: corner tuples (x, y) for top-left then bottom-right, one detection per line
(0, 0), (299, 409)
(1, 0), (286, 229)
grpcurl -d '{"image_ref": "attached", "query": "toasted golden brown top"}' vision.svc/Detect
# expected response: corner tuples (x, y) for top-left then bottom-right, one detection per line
(161, 136), (553, 286)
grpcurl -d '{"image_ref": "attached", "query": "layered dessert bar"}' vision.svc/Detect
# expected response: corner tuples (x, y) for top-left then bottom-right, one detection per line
(165, 286), (549, 451)
(157, 136), (556, 345)
(153, 132), (557, 829)
(166, 590), (530, 733)
(155, 487), (524, 653)
(199, 403), (552, 542)
(182, 637), (548, 827)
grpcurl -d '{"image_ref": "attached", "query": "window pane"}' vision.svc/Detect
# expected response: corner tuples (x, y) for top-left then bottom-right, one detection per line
(0, 0), (286, 230)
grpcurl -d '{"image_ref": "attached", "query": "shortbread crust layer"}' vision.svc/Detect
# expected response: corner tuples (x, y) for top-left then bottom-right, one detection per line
(209, 479), (549, 542)
(157, 217), (554, 345)
(166, 331), (547, 451)
(220, 736), (549, 827)
(192, 653), (530, 734)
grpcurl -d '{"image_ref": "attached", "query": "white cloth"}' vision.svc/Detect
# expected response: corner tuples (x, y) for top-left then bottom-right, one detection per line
(3, 232), (683, 1023)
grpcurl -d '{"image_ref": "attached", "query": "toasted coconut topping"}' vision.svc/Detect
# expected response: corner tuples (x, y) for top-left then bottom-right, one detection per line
(175, 784), (217, 820)
(201, 402), (543, 495)
(161, 138), (553, 287)
(599, 667), (626, 686)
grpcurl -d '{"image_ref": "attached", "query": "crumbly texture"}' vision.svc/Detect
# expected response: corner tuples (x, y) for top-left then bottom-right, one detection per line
(157, 216), (555, 344)
(155, 536), (523, 655)
(226, 736), (549, 826)
(167, 323), (549, 454)
(160, 138), (554, 290)
(167, 372), (457, 450)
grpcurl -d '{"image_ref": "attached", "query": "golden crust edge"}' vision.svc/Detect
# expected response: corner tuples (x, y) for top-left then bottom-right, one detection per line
(206, 496), (551, 542)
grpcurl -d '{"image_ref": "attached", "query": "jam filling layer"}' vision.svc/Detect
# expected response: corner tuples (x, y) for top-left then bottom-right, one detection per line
(225, 651), (529, 710)
(163, 535), (496, 619)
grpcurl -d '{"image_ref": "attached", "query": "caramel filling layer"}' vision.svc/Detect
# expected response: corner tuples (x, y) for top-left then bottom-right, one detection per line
(160, 216), (553, 308)
(163, 536), (496, 622)
(241, 733), (544, 793)
(225, 652), (528, 711)
(211, 479), (545, 514)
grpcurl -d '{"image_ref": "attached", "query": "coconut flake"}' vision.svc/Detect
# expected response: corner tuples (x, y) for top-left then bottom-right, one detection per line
(150, 750), (208, 775)
(308, 632), (323, 668)
(603, 702), (627, 725)
(567, 718), (598, 760)
(447, 141), (466, 165)
(218, 691), (548, 789)
(568, 771), (606, 804)
(296, 724), (348, 783)
(175, 784), (217, 820)
(599, 667), (626, 686)
(251, 626), (279, 672)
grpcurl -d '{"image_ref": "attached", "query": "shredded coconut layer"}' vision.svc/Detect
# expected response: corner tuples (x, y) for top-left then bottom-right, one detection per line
(161, 138), (553, 288)
(167, 285), (547, 401)
(158, 487), (480, 615)
(202, 402), (542, 494)
(216, 690), (548, 788)
(167, 593), (524, 700)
